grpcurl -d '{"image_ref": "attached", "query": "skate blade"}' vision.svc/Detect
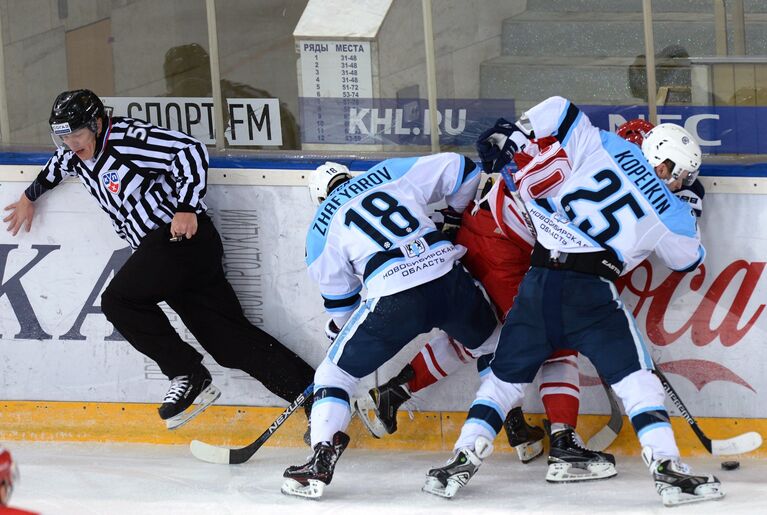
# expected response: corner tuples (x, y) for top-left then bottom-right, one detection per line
(422, 476), (460, 499)
(546, 461), (617, 483)
(352, 395), (388, 439)
(281, 478), (325, 499)
(165, 384), (222, 430)
(659, 484), (725, 506)
(516, 440), (544, 464)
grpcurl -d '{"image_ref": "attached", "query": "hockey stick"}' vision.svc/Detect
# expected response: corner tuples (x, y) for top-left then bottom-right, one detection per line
(499, 166), (537, 237)
(586, 378), (624, 451)
(189, 383), (313, 464)
(501, 167), (538, 238)
(654, 367), (762, 455)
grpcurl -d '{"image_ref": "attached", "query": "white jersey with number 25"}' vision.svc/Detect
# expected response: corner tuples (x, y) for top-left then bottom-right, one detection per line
(521, 96), (705, 274)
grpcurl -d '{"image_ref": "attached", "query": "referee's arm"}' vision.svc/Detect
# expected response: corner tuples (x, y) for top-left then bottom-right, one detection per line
(167, 135), (208, 239)
(4, 149), (72, 235)
(171, 138), (208, 214)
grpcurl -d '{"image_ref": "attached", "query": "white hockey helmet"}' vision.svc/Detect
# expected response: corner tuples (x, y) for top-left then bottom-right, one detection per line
(309, 162), (352, 206)
(641, 123), (702, 186)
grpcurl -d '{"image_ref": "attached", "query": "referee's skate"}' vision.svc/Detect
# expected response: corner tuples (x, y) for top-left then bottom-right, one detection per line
(158, 364), (221, 430)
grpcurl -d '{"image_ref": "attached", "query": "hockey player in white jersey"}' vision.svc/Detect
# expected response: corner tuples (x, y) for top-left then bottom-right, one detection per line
(422, 97), (723, 507)
(358, 120), (705, 479)
(355, 136), (611, 476)
(281, 154), (501, 499)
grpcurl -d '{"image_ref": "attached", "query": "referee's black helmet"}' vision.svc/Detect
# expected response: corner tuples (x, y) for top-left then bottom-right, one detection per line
(49, 89), (105, 136)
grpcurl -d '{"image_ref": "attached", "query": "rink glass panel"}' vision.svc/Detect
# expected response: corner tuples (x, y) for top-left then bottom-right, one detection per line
(0, 0), (207, 146)
(0, 1), (766, 155)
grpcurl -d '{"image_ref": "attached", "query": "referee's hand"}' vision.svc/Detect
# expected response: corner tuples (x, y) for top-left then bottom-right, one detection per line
(170, 212), (198, 240)
(4, 193), (36, 236)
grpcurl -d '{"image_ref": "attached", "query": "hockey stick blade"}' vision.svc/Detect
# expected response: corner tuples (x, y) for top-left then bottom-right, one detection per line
(353, 395), (388, 439)
(587, 379), (623, 451)
(189, 439), (231, 464)
(190, 383), (313, 465)
(710, 431), (762, 456)
(654, 367), (763, 456)
(587, 425), (619, 453)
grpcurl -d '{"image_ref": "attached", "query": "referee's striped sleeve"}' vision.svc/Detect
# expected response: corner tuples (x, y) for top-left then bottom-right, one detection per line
(28, 151), (74, 199)
(171, 138), (208, 212)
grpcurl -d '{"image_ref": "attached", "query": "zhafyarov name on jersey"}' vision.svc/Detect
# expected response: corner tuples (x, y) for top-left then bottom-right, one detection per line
(308, 153), (479, 301)
(311, 167), (393, 237)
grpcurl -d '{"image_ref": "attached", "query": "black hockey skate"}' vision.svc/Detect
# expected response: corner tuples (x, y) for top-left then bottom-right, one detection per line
(546, 425), (617, 482)
(642, 447), (724, 506)
(354, 365), (414, 438)
(281, 431), (351, 499)
(158, 364), (221, 430)
(423, 436), (493, 499)
(503, 407), (545, 463)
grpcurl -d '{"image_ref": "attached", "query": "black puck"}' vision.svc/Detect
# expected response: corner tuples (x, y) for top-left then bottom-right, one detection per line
(721, 460), (740, 470)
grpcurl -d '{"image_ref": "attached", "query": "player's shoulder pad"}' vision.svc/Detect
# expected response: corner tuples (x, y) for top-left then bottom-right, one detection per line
(457, 153), (478, 181)
(461, 154), (478, 172)
(683, 178), (705, 199)
(673, 179), (704, 216)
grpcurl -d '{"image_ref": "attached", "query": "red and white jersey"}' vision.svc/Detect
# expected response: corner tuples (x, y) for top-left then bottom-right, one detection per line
(485, 139), (573, 247)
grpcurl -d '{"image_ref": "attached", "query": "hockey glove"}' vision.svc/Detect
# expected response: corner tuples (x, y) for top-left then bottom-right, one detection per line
(324, 319), (341, 343)
(476, 118), (532, 174)
(437, 207), (463, 242)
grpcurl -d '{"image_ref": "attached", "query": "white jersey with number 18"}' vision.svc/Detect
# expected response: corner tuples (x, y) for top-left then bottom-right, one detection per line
(306, 153), (481, 322)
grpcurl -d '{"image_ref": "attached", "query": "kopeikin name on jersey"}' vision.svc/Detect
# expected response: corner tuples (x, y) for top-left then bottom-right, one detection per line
(613, 150), (673, 215)
(311, 166), (394, 236)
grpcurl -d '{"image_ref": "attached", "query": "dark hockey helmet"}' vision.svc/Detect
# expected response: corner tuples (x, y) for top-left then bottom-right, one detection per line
(49, 89), (105, 137)
(617, 119), (655, 147)
(164, 43), (209, 77)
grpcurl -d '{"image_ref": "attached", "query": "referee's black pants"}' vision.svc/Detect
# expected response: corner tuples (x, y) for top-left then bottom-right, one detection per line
(100, 214), (314, 403)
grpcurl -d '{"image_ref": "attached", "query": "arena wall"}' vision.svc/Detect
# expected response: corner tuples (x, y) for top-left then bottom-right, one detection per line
(0, 157), (764, 457)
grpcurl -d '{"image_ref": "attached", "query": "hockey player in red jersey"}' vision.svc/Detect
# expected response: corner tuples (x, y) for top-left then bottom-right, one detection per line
(0, 447), (38, 515)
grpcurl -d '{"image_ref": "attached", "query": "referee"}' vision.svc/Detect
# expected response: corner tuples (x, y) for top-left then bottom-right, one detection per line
(4, 89), (314, 429)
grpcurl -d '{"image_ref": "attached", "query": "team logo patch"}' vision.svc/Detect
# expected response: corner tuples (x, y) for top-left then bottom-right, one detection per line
(403, 238), (427, 258)
(102, 171), (120, 194)
(553, 211), (571, 225)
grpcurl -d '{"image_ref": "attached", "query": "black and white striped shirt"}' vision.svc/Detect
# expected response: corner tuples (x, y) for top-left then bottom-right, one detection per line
(33, 117), (208, 248)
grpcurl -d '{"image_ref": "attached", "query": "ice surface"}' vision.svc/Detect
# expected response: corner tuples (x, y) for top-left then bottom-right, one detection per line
(8, 441), (765, 514)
